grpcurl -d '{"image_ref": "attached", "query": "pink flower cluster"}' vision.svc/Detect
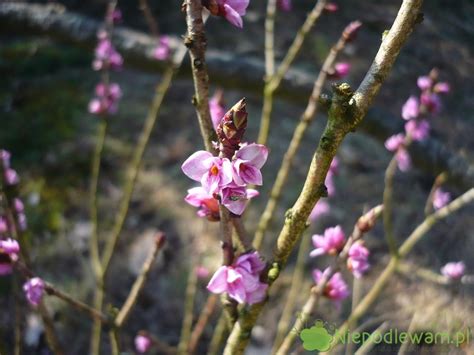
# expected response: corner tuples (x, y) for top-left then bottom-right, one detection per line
(183, 99), (267, 218)
(89, 24), (123, 117)
(207, 252), (267, 304)
(182, 144), (265, 216)
(92, 32), (123, 71)
(310, 224), (370, 282)
(203, 0), (250, 28)
(385, 70), (449, 171)
(328, 62), (351, 80)
(441, 261), (465, 280)
(88, 83), (122, 115)
(0, 239), (20, 275)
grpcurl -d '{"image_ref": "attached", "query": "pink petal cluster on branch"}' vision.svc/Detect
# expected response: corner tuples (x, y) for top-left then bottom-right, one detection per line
(312, 268), (349, 302)
(207, 251), (267, 304)
(23, 277), (45, 307)
(0, 239), (20, 275)
(385, 69), (450, 171)
(182, 99), (268, 217)
(441, 261), (465, 280)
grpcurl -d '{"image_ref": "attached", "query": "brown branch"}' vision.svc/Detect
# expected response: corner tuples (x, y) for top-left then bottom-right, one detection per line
(188, 294), (219, 353)
(224, 1), (424, 353)
(184, 0), (215, 152)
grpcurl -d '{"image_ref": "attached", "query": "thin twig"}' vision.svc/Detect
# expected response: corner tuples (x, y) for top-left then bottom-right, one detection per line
(188, 294), (219, 353)
(177, 261), (198, 354)
(138, 0), (159, 38)
(272, 231), (312, 353)
(253, 21), (359, 249)
(208, 312), (230, 355)
(258, 0), (328, 145)
(334, 188), (474, 343)
(354, 322), (390, 355)
(184, 0), (215, 152)
(382, 155), (400, 256)
(223, 2), (423, 351)
(114, 233), (166, 327)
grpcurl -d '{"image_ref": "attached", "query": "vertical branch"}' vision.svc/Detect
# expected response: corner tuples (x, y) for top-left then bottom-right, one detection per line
(188, 294), (219, 353)
(184, 0), (215, 152)
(272, 231), (312, 352)
(138, 0), (159, 38)
(264, 0), (277, 79)
(177, 263), (198, 354)
(224, 1), (424, 344)
(257, 0), (328, 145)
(253, 22), (358, 249)
(382, 155), (399, 256)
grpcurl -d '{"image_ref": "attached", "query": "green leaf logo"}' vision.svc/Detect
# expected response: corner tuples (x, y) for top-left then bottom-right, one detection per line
(299, 320), (334, 351)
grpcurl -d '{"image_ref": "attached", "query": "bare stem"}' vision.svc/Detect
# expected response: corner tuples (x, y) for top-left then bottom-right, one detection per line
(177, 261), (198, 354)
(188, 294), (219, 353)
(257, 0), (328, 145)
(334, 188), (474, 342)
(382, 155), (399, 256)
(184, 0), (215, 152)
(114, 233), (165, 327)
(253, 21), (358, 249)
(138, 0), (159, 38)
(208, 312), (229, 355)
(272, 231), (312, 352)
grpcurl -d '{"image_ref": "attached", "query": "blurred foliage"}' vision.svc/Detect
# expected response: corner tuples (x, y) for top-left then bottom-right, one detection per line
(0, 38), (90, 166)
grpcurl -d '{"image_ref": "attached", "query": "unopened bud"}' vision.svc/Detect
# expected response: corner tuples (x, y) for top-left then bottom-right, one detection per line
(343, 21), (362, 42)
(357, 204), (383, 233)
(155, 232), (166, 249)
(217, 98), (248, 158)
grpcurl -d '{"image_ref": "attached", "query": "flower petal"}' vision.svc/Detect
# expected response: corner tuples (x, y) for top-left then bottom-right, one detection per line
(182, 151), (213, 181)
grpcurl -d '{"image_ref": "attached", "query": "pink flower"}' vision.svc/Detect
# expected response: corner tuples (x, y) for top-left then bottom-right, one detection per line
(310, 225), (345, 257)
(182, 151), (233, 194)
(277, 0), (292, 11)
(135, 334), (152, 353)
(216, 0), (250, 28)
(89, 82), (122, 115)
(434, 82), (450, 94)
(185, 186), (220, 221)
(324, 2), (339, 12)
(401, 96), (419, 120)
(92, 38), (123, 71)
(308, 200), (330, 222)
(23, 277), (45, 307)
(220, 185), (258, 215)
(324, 157), (339, 197)
(384, 133), (405, 152)
(417, 76), (433, 91)
(329, 62), (350, 79)
(232, 143), (268, 186)
(207, 251), (267, 304)
(404, 119), (430, 141)
(441, 261), (465, 280)
(0, 238), (19, 275)
(154, 36), (171, 61)
(420, 92), (441, 114)
(0, 150), (10, 169)
(347, 242), (370, 278)
(312, 268), (349, 302)
(433, 188), (451, 210)
(395, 148), (411, 172)
(196, 266), (210, 279)
(4, 168), (19, 185)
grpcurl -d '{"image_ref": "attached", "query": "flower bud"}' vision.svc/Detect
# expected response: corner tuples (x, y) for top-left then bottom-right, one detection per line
(216, 98), (248, 158)
(357, 204), (383, 233)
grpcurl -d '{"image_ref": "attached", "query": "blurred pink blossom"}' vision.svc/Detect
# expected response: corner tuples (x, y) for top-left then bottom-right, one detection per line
(401, 96), (419, 120)
(277, 0), (292, 11)
(441, 261), (465, 280)
(404, 119), (430, 141)
(347, 242), (370, 278)
(308, 200), (330, 222)
(417, 76), (433, 91)
(313, 268), (349, 302)
(433, 188), (451, 210)
(154, 36), (171, 61)
(135, 334), (152, 353)
(23, 278), (45, 307)
(310, 226), (346, 257)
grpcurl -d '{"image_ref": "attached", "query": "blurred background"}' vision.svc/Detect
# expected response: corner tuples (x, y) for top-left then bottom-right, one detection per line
(0, 0), (473, 353)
